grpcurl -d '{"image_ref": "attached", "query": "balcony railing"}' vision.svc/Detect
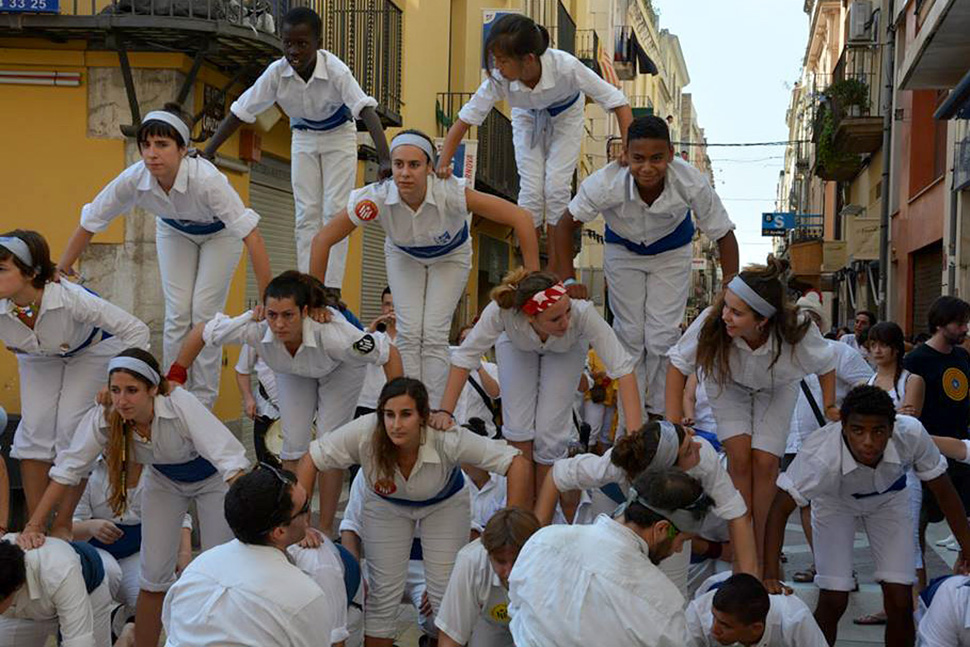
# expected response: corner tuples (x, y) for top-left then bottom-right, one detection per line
(523, 0), (574, 54)
(790, 213), (825, 242)
(828, 44), (884, 154)
(436, 92), (519, 203)
(630, 95), (654, 119)
(576, 29), (600, 76)
(607, 136), (624, 163)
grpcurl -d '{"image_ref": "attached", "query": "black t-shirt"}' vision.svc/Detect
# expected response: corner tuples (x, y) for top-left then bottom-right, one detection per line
(904, 343), (970, 439)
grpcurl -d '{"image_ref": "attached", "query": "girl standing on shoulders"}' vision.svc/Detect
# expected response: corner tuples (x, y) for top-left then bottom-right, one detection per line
(59, 104), (272, 407)
(437, 13), (632, 269)
(0, 230), (149, 517)
(666, 256), (837, 566)
(433, 269), (641, 504)
(310, 129), (538, 406)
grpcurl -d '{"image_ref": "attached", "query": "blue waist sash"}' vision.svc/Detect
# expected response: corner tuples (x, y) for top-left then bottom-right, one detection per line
(161, 218), (227, 235)
(335, 542), (362, 603)
(291, 105), (353, 131)
(600, 482), (626, 506)
(153, 455), (218, 483)
(546, 92), (581, 117)
(852, 473), (908, 499)
(64, 285), (114, 357)
(920, 574), (963, 609)
(88, 523), (142, 560)
(70, 541), (106, 594)
(605, 210), (695, 256)
(692, 428), (722, 453)
(377, 466), (465, 507)
(530, 92), (581, 149)
(396, 223), (469, 259)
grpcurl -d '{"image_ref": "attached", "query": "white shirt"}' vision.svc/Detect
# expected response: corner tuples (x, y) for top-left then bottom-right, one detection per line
(204, 310), (390, 379)
(1, 535), (96, 647)
(569, 160), (735, 248)
(287, 541), (351, 645)
(458, 48), (628, 126)
(50, 387), (250, 486)
(162, 539), (338, 647)
(786, 340), (873, 453)
(356, 331), (394, 410)
(553, 439), (747, 521)
(451, 299), (634, 377)
(435, 539), (510, 644)
(777, 415), (947, 507)
(347, 176), (471, 250)
(80, 157), (259, 239)
(550, 488), (598, 526)
(918, 575), (970, 646)
(231, 50), (377, 123)
(669, 307), (838, 390)
(455, 358), (500, 437)
(686, 588), (827, 647)
(467, 472), (507, 534)
(234, 344), (280, 418)
(0, 279), (149, 357)
(309, 413), (520, 502)
(508, 515), (687, 647)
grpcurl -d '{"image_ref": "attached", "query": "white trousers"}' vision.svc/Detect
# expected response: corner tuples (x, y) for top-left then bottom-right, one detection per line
(385, 242), (471, 408)
(156, 219), (241, 408)
(139, 468), (231, 592)
(812, 490), (916, 591)
(582, 400), (615, 446)
(510, 99), (585, 227)
(605, 242), (693, 418)
(274, 362), (367, 461)
(707, 381), (800, 457)
(495, 334), (588, 464)
(0, 577), (113, 647)
(12, 337), (125, 461)
(360, 486), (471, 639)
(291, 122), (357, 286)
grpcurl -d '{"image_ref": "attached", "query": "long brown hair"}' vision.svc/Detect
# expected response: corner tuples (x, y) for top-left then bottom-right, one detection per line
(373, 377), (431, 482)
(105, 348), (170, 516)
(489, 267), (559, 310)
(697, 256), (809, 385)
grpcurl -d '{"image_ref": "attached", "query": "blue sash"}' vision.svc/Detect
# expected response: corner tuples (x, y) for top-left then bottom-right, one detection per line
(600, 482), (626, 506)
(605, 210), (695, 256)
(921, 574), (962, 608)
(692, 428), (722, 453)
(88, 523), (142, 560)
(161, 218), (227, 235)
(153, 455), (218, 483)
(409, 537), (423, 561)
(63, 285), (114, 357)
(335, 542), (362, 603)
(396, 223), (469, 259)
(851, 473), (908, 499)
(377, 466), (465, 507)
(291, 105), (353, 131)
(547, 92), (581, 117)
(70, 541), (106, 594)
(530, 92), (581, 149)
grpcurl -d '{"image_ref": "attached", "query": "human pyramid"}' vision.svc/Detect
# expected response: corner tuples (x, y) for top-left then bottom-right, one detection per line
(3, 9), (970, 647)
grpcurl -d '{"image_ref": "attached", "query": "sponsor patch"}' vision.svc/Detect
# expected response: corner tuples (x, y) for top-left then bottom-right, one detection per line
(355, 199), (379, 222)
(353, 334), (376, 355)
(374, 478), (397, 496)
(488, 603), (509, 624)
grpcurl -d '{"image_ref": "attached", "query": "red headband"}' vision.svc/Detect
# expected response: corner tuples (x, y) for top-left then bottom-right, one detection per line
(520, 283), (567, 316)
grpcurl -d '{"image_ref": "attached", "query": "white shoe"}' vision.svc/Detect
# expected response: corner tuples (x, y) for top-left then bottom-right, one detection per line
(937, 534), (957, 547)
(947, 539), (961, 551)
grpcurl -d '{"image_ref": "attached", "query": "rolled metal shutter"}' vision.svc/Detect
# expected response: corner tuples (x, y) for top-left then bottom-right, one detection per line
(911, 243), (943, 336)
(248, 157), (298, 307)
(359, 224), (388, 324)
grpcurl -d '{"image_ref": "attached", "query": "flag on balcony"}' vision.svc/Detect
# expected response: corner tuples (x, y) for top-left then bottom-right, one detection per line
(598, 41), (621, 88)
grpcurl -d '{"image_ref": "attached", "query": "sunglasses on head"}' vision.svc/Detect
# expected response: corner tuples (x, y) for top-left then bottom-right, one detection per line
(255, 462), (310, 529)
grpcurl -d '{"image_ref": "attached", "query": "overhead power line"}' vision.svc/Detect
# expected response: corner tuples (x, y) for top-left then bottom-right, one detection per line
(672, 140), (810, 147)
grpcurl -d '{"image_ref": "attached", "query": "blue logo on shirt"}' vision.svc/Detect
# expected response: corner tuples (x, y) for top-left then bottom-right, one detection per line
(433, 231), (452, 245)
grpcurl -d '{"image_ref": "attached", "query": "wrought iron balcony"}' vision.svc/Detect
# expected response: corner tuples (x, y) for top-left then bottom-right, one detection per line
(629, 95), (654, 119)
(829, 44), (884, 154)
(576, 29), (600, 76)
(436, 92), (519, 203)
(790, 213), (825, 243)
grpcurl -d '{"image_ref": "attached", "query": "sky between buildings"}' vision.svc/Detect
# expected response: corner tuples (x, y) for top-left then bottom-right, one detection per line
(655, 0), (809, 268)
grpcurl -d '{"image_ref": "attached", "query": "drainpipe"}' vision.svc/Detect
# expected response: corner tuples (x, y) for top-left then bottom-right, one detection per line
(877, 0), (895, 321)
(948, 169), (958, 295)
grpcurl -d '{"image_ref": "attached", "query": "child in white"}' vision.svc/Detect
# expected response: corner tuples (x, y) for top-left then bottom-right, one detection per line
(204, 7), (390, 283)
(554, 116), (738, 419)
(60, 108), (271, 408)
(0, 231), (150, 517)
(438, 13), (631, 270)
(310, 129), (538, 406)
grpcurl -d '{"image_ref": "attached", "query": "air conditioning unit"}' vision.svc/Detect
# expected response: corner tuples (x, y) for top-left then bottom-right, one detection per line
(848, 0), (874, 43)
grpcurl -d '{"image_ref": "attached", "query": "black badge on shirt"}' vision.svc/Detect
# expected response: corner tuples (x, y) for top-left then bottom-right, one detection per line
(353, 334), (376, 355)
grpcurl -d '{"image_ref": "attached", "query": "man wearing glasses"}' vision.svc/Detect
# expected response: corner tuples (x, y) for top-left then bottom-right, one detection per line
(162, 463), (343, 647)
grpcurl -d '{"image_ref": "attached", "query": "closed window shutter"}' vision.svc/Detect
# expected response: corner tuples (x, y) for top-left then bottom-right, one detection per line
(359, 223), (388, 324)
(911, 243), (943, 335)
(248, 157), (298, 307)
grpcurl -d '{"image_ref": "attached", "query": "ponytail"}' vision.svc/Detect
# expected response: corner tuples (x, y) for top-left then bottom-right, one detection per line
(489, 268), (559, 311)
(264, 270), (335, 311)
(484, 14), (550, 74)
(611, 421), (686, 481)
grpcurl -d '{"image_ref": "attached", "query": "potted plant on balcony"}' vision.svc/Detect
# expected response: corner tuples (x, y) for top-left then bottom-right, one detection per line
(814, 103), (863, 182)
(828, 77), (870, 118)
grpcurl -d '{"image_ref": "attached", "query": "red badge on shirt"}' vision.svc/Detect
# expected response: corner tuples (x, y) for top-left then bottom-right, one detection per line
(355, 199), (379, 222)
(374, 478), (397, 496)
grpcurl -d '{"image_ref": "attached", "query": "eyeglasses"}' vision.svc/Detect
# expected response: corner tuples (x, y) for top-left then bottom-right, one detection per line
(255, 462), (309, 531)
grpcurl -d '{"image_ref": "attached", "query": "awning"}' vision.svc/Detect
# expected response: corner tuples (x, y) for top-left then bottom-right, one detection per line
(934, 67), (970, 120)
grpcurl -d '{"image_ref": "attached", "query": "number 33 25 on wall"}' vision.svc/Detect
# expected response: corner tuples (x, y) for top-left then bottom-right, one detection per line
(0, 0), (59, 13)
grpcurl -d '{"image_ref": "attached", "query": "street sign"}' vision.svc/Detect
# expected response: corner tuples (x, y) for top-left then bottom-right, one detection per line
(762, 212), (795, 236)
(0, 0), (59, 12)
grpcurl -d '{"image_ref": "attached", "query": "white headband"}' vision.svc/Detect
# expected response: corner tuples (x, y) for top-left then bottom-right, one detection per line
(390, 133), (436, 164)
(0, 236), (33, 268)
(648, 421), (681, 472)
(143, 110), (191, 145)
(108, 356), (160, 386)
(728, 275), (777, 318)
